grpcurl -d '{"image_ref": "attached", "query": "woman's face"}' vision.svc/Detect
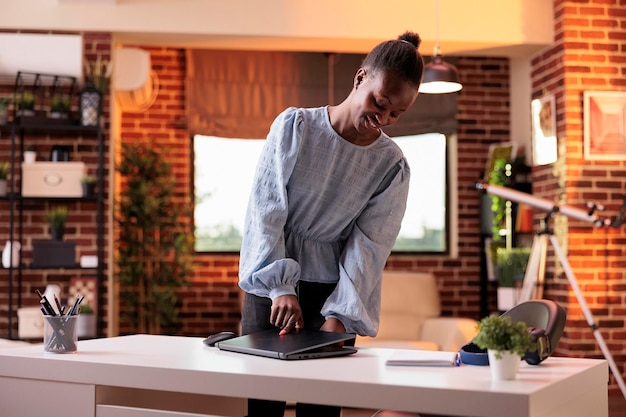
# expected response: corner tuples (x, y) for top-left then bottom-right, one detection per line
(350, 68), (419, 136)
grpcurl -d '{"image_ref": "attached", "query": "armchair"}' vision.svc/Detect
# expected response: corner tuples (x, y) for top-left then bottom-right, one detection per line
(356, 271), (478, 352)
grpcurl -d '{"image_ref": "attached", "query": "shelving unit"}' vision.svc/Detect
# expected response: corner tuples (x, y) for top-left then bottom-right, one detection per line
(2, 72), (105, 340)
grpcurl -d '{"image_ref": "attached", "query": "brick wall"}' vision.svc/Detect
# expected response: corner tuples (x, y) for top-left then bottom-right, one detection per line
(532, 0), (626, 395)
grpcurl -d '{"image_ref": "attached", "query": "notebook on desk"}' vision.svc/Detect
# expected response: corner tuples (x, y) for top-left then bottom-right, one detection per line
(215, 328), (357, 360)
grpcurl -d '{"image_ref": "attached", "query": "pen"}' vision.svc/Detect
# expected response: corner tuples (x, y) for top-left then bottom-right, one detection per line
(40, 296), (57, 316)
(53, 294), (63, 315)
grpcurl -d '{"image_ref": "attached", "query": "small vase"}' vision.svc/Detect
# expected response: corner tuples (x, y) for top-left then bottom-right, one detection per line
(488, 349), (521, 380)
(0, 179), (6, 197)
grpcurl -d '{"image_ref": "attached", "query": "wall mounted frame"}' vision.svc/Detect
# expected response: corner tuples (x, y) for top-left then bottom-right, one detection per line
(583, 91), (626, 161)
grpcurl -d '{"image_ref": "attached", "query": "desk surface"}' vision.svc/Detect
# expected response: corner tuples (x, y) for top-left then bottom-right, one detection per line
(0, 334), (609, 417)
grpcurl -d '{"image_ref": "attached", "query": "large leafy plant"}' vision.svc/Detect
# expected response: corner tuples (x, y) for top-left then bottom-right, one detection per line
(115, 141), (194, 334)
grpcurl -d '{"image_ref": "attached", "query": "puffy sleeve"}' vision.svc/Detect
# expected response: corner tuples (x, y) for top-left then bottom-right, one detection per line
(238, 107), (302, 300)
(321, 158), (410, 336)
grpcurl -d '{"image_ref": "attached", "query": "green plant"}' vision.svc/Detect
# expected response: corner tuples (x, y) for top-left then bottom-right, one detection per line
(0, 162), (9, 180)
(115, 140), (195, 335)
(26, 144), (36, 152)
(79, 303), (94, 314)
(488, 158), (512, 238)
(50, 95), (71, 113)
(474, 315), (536, 359)
(81, 175), (97, 184)
(0, 97), (10, 108)
(496, 247), (531, 287)
(16, 91), (35, 110)
(46, 206), (69, 229)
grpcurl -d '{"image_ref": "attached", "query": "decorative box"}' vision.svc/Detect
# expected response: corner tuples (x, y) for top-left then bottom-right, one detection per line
(21, 161), (85, 197)
(32, 240), (76, 268)
(18, 307), (44, 339)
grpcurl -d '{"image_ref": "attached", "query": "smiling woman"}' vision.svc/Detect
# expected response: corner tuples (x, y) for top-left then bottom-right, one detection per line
(193, 132), (447, 253)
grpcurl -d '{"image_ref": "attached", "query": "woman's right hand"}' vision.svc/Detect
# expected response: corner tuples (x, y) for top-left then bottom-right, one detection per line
(270, 295), (304, 335)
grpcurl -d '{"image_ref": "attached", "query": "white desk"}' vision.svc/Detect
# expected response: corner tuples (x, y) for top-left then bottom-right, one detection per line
(0, 334), (609, 417)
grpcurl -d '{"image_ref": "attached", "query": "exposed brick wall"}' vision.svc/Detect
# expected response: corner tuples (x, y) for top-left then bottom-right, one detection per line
(531, 0), (626, 395)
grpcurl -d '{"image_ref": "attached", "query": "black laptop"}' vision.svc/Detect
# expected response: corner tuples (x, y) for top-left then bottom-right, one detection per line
(215, 328), (357, 360)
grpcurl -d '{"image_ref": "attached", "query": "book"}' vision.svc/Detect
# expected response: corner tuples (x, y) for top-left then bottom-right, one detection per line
(385, 349), (461, 367)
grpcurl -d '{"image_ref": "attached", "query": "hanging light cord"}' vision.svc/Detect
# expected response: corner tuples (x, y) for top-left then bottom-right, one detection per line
(434, 0), (442, 57)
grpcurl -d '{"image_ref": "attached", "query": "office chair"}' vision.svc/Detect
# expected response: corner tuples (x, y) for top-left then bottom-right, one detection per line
(460, 299), (567, 365)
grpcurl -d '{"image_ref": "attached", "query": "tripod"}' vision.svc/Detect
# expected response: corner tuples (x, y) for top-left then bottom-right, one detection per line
(519, 214), (626, 400)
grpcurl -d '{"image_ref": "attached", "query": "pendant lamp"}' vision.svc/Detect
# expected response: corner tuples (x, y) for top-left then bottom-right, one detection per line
(419, 0), (462, 94)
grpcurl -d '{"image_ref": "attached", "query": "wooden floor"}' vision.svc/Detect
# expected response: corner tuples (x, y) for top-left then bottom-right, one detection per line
(283, 393), (626, 416)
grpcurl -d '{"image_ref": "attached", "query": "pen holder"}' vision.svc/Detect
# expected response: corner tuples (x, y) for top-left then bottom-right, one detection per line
(43, 315), (78, 353)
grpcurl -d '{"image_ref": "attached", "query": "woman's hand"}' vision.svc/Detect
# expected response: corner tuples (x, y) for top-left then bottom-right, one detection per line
(271, 295), (304, 335)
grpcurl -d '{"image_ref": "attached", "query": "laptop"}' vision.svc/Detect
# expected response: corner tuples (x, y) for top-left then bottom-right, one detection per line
(215, 328), (358, 360)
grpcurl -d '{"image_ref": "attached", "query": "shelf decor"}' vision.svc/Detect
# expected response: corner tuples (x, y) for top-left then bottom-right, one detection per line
(80, 82), (101, 126)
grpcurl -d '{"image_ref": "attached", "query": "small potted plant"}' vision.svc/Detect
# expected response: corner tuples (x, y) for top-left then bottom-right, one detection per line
(0, 97), (10, 125)
(495, 247), (531, 311)
(46, 206), (69, 241)
(24, 145), (37, 163)
(49, 95), (71, 119)
(473, 315), (536, 380)
(16, 91), (35, 117)
(81, 175), (97, 197)
(77, 302), (96, 338)
(0, 161), (9, 197)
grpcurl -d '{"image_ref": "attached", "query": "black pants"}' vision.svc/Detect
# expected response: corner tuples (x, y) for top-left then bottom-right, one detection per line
(241, 281), (346, 417)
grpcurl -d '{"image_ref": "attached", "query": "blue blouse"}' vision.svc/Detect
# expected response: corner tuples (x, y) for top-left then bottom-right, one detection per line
(238, 106), (410, 336)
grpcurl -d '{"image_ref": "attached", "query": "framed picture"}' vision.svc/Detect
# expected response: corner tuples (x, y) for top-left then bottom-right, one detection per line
(531, 94), (557, 165)
(583, 91), (626, 160)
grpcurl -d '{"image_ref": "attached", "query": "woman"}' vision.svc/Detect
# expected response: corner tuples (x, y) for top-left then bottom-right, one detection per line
(239, 31), (424, 417)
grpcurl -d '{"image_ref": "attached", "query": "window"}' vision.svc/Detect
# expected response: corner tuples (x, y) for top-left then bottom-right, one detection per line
(193, 133), (448, 253)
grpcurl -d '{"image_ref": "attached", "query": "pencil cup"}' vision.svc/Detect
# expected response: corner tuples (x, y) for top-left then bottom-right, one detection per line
(43, 315), (78, 353)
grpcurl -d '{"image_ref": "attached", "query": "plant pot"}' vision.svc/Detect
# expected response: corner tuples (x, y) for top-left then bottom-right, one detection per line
(0, 179), (7, 197)
(497, 287), (520, 311)
(0, 106), (8, 125)
(49, 111), (69, 120)
(24, 151), (36, 163)
(82, 182), (96, 197)
(488, 349), (521, 380)
(50, 227), (65, 241)
(77, 313), (96, 338)
(17, 109), (35, 118)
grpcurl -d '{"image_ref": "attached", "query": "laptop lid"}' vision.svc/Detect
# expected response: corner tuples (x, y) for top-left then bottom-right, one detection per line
(215, 328), (357, 360)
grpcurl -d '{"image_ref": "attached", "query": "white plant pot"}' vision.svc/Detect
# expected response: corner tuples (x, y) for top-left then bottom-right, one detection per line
(77, 313), (97, 338)
(24, 151), (36, 163)
(488, 349), (521, 380)
(497, 287), (519, 311)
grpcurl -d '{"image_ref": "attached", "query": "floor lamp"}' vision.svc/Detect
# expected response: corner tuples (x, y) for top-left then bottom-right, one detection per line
(476, 181), (626, 400)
